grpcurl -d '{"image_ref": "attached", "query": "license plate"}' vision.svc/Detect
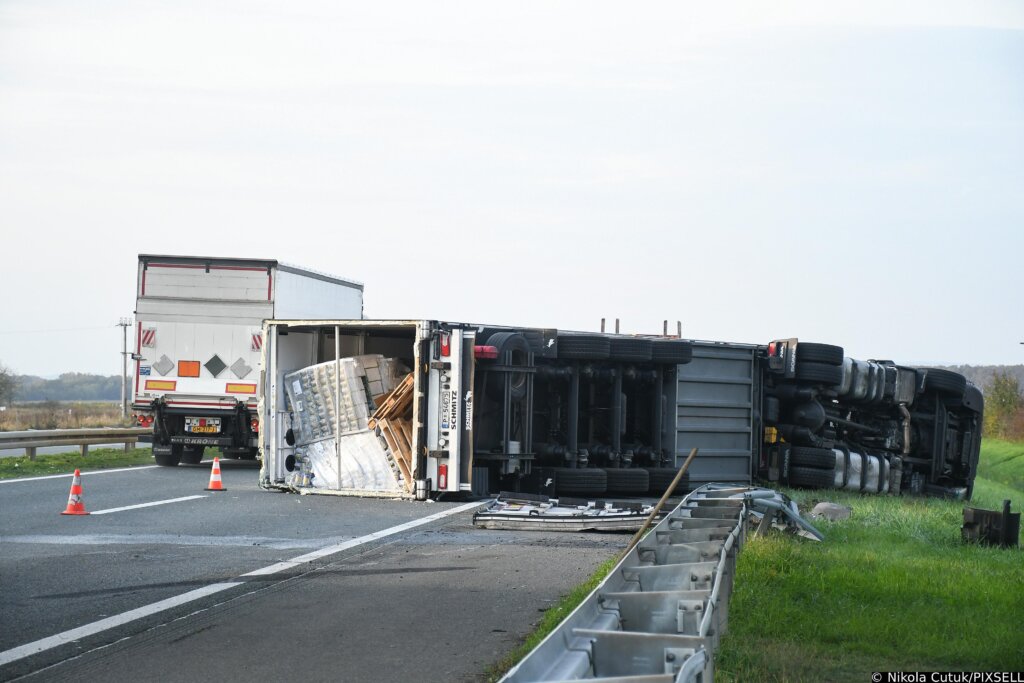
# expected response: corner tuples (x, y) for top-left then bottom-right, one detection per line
(185, 417), (221, 434)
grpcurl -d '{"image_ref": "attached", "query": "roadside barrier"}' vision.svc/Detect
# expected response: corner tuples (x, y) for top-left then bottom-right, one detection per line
(0, 428), (149, 460)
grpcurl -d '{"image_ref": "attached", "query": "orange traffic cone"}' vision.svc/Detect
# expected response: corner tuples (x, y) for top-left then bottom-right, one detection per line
(61, 469), (89, 515)
(205, 457), (227, 491)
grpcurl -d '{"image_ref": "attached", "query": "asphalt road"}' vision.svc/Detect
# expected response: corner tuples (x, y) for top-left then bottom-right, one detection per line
(0, 461), (628, 681)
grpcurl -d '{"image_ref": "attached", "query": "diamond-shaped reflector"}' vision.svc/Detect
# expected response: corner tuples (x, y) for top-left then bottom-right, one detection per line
(205, 354), (227, 377)
(231, 357), (252, 379)
(153, 355), (174, 376)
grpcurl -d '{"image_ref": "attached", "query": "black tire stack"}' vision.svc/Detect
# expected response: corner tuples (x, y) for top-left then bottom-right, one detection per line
(794, 342), (844, 387)
(787, 446), (837, 488)
(548, 467), (607, 496)
(644, 466), (689, 496)
(604, 468), (650, 495)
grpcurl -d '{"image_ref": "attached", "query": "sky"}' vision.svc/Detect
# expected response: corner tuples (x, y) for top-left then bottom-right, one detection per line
(1, 0), (1022, 376)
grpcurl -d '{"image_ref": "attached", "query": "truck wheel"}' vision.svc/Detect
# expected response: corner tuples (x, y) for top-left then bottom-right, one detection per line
(154, 445), (182, 467)
(650, 340), (693, 364)
(795, 362), (843, 385)
(485, 332), (531, 401)
(609, 338), (652, 362)
(790, 446), (836, 469)
(552, 467), (607, 495)
(180, 446), (205, 465)
(789, 466), (836, 489)
(923, 368), (967, 397)
(557, 335), (611, 360)
(796, 342), (844, 366)
(645, 467), (689, 496)
(604, 468), (650, 495)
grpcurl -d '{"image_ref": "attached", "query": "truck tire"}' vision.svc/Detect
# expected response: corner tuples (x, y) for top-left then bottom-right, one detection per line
(923, 368), (967, 397)
(790, 446), (836, 469)
(557, 335), (611, 360)
(604, 468), (650, 495)
(154, 445), (182, 467)
(796, 342), (844, 366)
(552, 467), (607, 496)
(650, 340), (693, 364)
(485, 331), (531, 401)
(609, 338), (652, 362)
(180, 445), (205, 465)
(789, 466), (836, 489)
(795, 362), (843, 385)
(645, 467), (689, 496)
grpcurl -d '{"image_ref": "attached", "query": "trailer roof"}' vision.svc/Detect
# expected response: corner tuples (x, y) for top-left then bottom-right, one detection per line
(138, 254), (363, 289)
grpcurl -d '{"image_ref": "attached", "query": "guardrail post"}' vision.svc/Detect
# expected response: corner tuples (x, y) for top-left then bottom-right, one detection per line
(80, 444), (89, 457)
(26, 447), (36, 461)
(124, 441), (132, 452)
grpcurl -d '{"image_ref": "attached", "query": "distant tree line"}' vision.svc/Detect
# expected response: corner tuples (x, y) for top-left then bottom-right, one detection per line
(0, 369), (120, 403)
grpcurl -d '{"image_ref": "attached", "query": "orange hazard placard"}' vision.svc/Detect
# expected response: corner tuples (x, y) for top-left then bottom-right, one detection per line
(145, 380), (177, 391)
(225, 383), (257, 394)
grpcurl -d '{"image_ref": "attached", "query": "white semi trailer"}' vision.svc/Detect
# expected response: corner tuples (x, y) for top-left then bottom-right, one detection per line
(131, 254), (363, 466)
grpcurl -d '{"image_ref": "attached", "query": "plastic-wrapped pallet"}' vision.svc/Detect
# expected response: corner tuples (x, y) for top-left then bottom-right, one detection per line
(292, 433), (403, 492)
(285, 358), (372, 444)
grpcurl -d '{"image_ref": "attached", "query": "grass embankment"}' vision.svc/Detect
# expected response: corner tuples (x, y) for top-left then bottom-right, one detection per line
(0, 447), (158, 478)
(717, 440), (1024, 681)
(0, 401), (128, 431)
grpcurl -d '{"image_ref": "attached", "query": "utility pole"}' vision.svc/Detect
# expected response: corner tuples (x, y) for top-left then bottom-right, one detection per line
(117, 317), (132, 418)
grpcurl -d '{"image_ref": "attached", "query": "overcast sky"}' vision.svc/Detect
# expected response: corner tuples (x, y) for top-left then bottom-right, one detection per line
(1, 0), (1022, 376)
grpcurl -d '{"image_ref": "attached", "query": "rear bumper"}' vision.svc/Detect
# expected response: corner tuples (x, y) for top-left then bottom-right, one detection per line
(169, 435), (236, 447)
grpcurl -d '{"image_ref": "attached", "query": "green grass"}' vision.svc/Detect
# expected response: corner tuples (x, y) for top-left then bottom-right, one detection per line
(975, 438), (1024, 492)
(716, 441), (1024, 681)
(0, 447), (158, 478)
(484, 555), (620, 682)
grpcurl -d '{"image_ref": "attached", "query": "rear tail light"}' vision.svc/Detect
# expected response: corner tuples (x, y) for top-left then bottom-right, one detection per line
(251, 419), (260, 433)
(440, 331), (451, 357)
(768, 342), (779, 356)
(438, 463), (448, 490)
(474, 345), (498, 359)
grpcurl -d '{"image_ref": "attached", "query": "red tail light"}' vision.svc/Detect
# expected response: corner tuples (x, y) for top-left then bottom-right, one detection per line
(440, 331), (451, 357)
(768, 342), (779, 356)
(474, 345), (498, 359)
(438, 463), (448, 489)
(251, 419), (260, 433)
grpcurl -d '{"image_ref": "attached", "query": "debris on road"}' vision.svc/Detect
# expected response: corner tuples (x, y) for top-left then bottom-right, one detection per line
(473, 492), (654, 532)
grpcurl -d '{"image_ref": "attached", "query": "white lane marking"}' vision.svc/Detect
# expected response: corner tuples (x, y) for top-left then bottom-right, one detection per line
(0, 583), (242, 667)
(0, 466), (160, 484)
(242, 500), (486, 576)
(0, 499), (485, 667)
(0, 533), (356, 549)
(90, 495), (206, 515)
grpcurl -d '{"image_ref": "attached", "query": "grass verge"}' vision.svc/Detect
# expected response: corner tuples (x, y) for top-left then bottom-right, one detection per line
(0, 447), (157, 478)
(716, 441), (1024, 681)
(484, 555), (620, 682)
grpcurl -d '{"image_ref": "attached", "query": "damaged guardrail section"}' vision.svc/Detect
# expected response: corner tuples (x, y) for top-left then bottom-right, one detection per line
(501, 484), (818, 682)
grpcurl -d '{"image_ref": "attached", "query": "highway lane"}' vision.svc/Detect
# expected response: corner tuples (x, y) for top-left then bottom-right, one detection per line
(0, 463), (628, 681)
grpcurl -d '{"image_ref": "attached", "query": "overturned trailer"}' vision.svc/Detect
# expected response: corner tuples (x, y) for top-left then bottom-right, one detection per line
(257, 320), (982, 500)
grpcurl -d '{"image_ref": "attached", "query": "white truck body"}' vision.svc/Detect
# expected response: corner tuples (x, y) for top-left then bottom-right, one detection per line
(132, 255), (363, 465)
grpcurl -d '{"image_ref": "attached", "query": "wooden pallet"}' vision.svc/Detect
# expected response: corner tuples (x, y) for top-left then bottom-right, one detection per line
(376, 416), (414, 492)
(368, 373), (414, 429)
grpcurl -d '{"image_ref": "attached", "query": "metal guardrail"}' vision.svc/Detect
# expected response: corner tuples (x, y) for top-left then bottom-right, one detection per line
(500, 484), (751, 683)
(0, 428), (150, 459)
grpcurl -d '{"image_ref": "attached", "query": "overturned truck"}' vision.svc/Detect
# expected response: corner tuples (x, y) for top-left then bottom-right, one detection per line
(257, 321), (982, 500)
